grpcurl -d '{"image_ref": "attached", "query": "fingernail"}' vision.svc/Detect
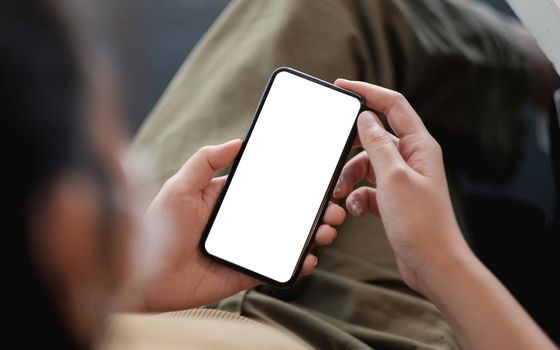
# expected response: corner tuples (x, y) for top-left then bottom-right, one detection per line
(312, 255), (319, 267)
(227, 138), (242, 145)
(360, 111), (376, 123)
(334, 176), (343, 197)
(350, 200), (362, 216)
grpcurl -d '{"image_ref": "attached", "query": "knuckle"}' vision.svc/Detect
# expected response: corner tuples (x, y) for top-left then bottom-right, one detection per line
(162, 174), (182, 193)
(386, 92), (411, 117)
(391, 92), (408, 107)
(392, 91), (406, 103)
(431, 137), (441, 152)
(423, 137), (443, 158)
(431, 139), (443, 154)
(196, 145), (211, 156)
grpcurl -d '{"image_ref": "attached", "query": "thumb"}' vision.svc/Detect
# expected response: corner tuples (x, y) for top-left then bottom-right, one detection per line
(178, 139), (242, 193)
(357, 111), (406, 180)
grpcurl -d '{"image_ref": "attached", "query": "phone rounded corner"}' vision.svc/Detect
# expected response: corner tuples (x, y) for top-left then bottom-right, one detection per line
(358, 96), (367, 108)
(355, 96), (366, 113)
(333, 85), (364, 110)
(270, 67), (293, 79)
(268, 274), (299, 289)
(199, 238), (212, 259)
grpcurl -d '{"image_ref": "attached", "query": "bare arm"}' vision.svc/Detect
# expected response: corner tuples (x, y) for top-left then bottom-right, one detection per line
(335, 79), (557, 350)
(421, 241), (555, 350)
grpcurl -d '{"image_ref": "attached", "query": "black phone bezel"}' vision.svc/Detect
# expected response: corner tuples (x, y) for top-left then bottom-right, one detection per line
(200, 67), (364, 288)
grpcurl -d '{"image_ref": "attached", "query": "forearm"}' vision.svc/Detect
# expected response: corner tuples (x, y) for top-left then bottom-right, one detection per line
(420, 248), (556, 350)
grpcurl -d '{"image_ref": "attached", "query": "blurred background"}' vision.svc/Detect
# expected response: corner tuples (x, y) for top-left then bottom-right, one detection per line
(106, 0), (557, 341)
(110, 0), (230, 133)
(128, 0), (514, 133)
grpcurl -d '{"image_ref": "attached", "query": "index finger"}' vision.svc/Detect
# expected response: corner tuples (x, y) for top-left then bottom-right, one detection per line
(336, 79), (428, 138)
(352, 126), (400, 149)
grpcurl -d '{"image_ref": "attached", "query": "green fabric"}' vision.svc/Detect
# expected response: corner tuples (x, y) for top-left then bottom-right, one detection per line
(131, 0), (530, 348)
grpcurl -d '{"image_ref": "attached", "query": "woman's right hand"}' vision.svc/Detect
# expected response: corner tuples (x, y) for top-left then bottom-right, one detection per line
(333, 79), (470, 293)
(333, 80), (557, 350)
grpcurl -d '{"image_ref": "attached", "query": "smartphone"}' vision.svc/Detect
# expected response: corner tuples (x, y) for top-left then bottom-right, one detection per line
(200, 67), (363, 287)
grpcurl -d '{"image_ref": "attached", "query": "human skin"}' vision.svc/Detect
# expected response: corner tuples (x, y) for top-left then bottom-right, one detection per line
(334, 79), (556, 350)
(139, 139), (346, 312)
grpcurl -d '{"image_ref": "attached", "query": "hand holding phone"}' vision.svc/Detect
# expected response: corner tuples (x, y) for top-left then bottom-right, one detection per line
(201, 68), (363, 287)
(333, 79), (558, 350)
(140, 138), (345, 312)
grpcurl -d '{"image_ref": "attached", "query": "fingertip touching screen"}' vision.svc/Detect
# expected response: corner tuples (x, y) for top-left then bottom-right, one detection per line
(203, 69), (361, 285)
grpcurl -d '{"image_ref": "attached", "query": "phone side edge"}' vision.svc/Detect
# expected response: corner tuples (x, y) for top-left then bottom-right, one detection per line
(199, 69), (282, 272)
(200, 67), (365, 288)
(277, 96), (365, 288)
(199, 68), (312, 287)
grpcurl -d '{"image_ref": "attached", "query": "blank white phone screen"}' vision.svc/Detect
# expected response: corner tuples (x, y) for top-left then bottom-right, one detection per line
(204, 70), (361, 283)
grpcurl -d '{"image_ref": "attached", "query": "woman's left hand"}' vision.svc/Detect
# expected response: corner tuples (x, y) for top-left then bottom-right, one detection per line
(140, 139), (345, 312)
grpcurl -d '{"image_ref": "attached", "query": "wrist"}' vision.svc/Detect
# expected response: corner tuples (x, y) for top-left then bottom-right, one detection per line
(416, 234), (478, 299)
(414, 236), (557, 350)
